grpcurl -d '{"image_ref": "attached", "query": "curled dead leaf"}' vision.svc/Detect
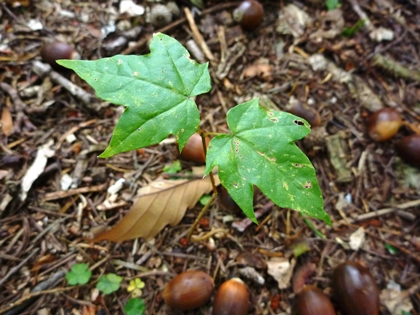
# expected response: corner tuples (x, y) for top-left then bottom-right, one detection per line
(242, 63), (272, 79)
(87, 175), (219, 242)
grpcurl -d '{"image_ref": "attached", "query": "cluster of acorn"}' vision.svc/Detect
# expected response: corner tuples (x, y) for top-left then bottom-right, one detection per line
(296, 261), (380, 315)
(368, 107), (420, 168)
(163, 270), (248, 315)
(162, 260), (380, 315)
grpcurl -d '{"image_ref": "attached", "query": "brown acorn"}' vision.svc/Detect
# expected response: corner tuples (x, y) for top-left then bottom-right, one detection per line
(395, 134), (420, 168)
(332, 261), (380, 315)
(296, 285), (336, 315)
(233, 0), (264, 31)
(212, 278), (249, 315)
(218, 185), (241, 213)
(180, 133), (209, 163)
(286, 100), (321, 127)
(163, 270), (214, 311)
(40, 42), (80, 70)
(367, 108), (402, 142)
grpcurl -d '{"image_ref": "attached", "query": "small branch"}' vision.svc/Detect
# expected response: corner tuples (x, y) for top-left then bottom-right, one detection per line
(0, 248), (39, 287)
(184, 7), (215, 62)
(372, 54), (420, 82)
(346, 0), (372, 30)
(32, 61), (97, 111)
(0, 269), (68, 315)
(0, 82), (37, 133)
(187, 192), (218, 242)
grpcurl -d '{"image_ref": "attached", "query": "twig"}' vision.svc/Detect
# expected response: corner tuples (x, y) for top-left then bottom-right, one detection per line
(231, 202), (274, 232)
(0, 269), (68, 315)
(32, 61), (96, 111)
(43, 183), (108, 201)
(353, 199), (420, 222)
(0, 82), (37, 133)
(372, 54), (420, 82)
(0, 248), (39, 287)
(184, 7), (215, 62)
(346, 0), (372, 30)
(121, 2), (240, 55)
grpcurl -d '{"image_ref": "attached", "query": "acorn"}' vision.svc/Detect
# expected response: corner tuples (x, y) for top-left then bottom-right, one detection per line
(286, 99), (321, 127)
(296, 285), (336, 315)
(395, 134), (420, 168)
(218, 185), (241, 213)
(331, 261), (380, 315)
(367, 108), (402, 142)
(40, 42), (80, 70)
(212, 278), (249, 315)
(180, 132), (209, 163)
(233, 0), (264, 31)
(163, 270), (214, 311)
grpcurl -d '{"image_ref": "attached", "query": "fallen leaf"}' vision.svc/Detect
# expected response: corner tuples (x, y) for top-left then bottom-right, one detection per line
(381, 281), (413, 315)
(20, 140), (55, 201)
(242, 64), (272, 79)
(267, 257), (296, 289)
(349, 226), (365, 250)
(1, 106), (13, 136)
(88, 175), (219, 242)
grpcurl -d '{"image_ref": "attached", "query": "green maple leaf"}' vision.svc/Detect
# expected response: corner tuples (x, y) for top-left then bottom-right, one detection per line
(66, 263), (92, 285)
(96, 273), (122, 295)
(57, 33), (211, 158)
(204, 98), (331, 224)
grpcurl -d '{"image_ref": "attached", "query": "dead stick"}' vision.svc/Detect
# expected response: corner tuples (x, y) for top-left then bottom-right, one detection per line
(184, 7), (215, 62)
(43, 183), (108, 201)
(0, 248), (39, 287)
(32, 61), (95, 111)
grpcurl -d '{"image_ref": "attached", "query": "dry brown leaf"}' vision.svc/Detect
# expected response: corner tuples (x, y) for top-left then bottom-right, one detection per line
(242, 64), (272, 79)
(88, 174), (219, 242)
(1, 107), (14, 136)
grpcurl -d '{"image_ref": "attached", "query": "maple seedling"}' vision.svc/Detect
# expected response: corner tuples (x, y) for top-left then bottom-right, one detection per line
(57, 33), (331, 242)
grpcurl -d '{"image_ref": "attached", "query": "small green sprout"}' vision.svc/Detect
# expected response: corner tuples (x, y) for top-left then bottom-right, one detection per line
(163, 160), (182, 173)
(66, 263), (92, 285)
(96, 273), (123, 295)
(326, 0), (340, 10)
(124, 298), (146, 315)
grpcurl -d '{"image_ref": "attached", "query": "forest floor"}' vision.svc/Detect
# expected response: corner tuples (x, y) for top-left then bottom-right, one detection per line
(1, 0), (420, 314)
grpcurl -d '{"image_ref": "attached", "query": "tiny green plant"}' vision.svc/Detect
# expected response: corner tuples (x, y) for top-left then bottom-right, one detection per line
(341, 19), (365, 38)
(127, 278), (146, 297)
(65, 267), (145, 313)
(163, 160), (182, 173)
(325, 0), (340, 10)
(58, 33), (331, 239)
(96, 273), (123, 295)
(66, 263), (92, 285)
(124, 298), (146, 315)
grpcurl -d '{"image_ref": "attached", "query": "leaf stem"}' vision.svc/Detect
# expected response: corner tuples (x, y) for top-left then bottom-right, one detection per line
(301, 214), (326, 239)
(198, 128), (218, 195)
(187, 191), (218, 242)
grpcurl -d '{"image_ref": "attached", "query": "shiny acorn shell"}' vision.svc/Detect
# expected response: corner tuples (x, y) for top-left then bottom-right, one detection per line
(367, 108), (402, 142)
(212, 278), (249, 315)
(296, 285), (336, 315)
(40, 42), (80, 70)
(332, 261), (380, 315)
(180, 132), (209, 163)
(233, 0), (264, 30)
(163, 270), (214, 311)
(396, 134), (420, 168)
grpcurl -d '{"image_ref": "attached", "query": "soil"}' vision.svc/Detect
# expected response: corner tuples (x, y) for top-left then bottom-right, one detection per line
(1, 0), (420, 315)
